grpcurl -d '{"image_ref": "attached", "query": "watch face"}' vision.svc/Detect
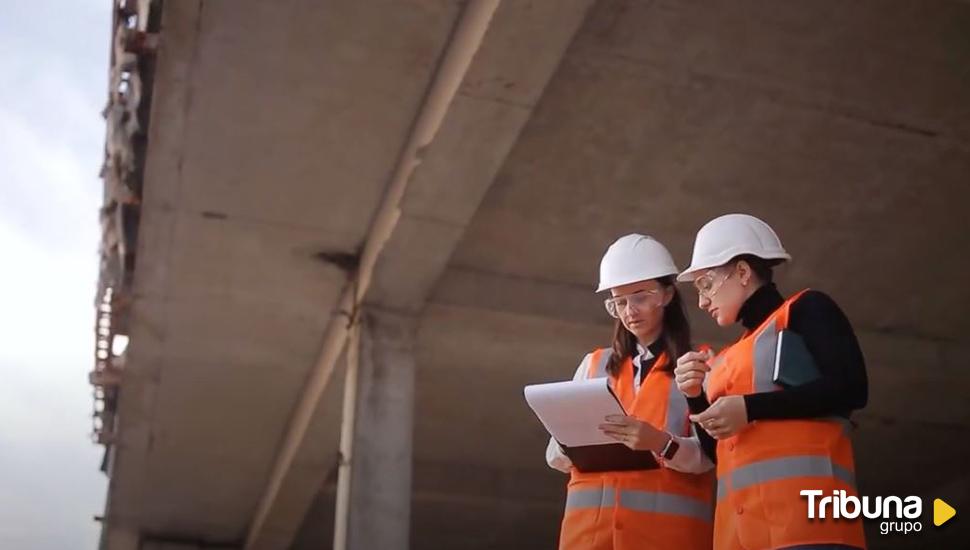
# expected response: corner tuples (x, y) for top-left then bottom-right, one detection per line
(663, 440), (680, 460)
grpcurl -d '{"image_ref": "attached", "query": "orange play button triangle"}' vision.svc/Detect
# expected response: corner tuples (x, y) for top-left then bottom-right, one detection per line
(934, 498), (956, 527)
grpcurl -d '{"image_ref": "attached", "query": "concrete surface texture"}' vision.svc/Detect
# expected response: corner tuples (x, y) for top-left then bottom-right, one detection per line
(96, 1), (970, 549)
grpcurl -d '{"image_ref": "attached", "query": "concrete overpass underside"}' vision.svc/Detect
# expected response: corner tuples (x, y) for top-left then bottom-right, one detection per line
(96, 1), (970, 549)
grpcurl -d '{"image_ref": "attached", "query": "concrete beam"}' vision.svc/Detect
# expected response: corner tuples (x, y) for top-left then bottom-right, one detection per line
(244, 1), (594, 548)
(242, 2), (499, 546)
(102, 1), (203, 545)
(367, 0), (596, 311)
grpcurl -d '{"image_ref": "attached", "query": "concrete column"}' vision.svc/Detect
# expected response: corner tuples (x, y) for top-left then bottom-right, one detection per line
(334, 308), (416, 550)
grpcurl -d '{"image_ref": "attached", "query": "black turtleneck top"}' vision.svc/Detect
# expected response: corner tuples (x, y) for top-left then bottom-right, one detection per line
(687, 283), (869, 461)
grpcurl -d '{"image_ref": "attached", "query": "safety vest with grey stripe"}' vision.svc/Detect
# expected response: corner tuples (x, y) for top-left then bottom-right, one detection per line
(572, 351), (711, 521)
(714, 319), (856, 502)
(565, 487), (713, 522)
(584, 350), (689, 438)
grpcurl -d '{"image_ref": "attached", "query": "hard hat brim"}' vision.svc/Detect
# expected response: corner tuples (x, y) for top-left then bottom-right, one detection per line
(596, 268), (679, 292)
(676, 249), (791, 283)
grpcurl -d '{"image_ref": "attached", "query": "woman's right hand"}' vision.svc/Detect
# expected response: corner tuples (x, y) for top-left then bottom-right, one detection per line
(675, 350), (713, 398)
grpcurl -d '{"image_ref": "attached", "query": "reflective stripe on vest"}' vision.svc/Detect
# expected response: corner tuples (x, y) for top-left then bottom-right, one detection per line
(566, 487), (712, 521)
(665, 374), (688, 435)
(565, 487), (616, 510)
(620, 490), (713, 522)
(716, 455), (857, 501)
(716, 478), (728, 502)
(752, 318), (780, 393)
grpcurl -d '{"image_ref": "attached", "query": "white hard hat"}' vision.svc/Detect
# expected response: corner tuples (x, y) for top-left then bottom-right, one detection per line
(677, 214), (791, 282)
(597, 234), (679, 292)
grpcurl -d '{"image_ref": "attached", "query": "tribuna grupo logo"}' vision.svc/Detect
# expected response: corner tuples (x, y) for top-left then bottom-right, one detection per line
(801, 490), (957, 535)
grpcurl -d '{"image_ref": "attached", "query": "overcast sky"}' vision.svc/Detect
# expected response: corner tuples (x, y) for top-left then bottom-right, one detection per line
(0, 1), (112, 548)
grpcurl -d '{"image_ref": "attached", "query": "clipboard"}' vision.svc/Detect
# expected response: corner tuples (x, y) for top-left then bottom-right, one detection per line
(524, 378), (659, 473)
(559, 442), (659, 473)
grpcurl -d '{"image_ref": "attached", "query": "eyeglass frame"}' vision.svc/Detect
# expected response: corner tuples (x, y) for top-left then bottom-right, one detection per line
(692, 265), (737, 299)
(603, 288), (664, 319)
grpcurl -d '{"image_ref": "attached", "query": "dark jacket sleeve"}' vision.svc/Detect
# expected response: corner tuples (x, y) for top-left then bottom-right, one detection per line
(743, 290), (869, 421)
(686, 395), (718, 462)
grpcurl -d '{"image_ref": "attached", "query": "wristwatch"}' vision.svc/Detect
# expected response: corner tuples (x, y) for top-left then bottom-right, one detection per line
(659, 436), (680, 460)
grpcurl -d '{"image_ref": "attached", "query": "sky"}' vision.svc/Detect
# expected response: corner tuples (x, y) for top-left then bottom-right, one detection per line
(0, 1), (113, 548)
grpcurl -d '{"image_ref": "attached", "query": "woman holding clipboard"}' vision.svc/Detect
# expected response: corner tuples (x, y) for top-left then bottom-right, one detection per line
(546, 234), (715, 550)
(674, 214), (868, 550)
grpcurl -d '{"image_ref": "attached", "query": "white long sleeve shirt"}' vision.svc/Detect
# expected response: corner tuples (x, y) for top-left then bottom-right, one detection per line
(545, 345), (714, 475)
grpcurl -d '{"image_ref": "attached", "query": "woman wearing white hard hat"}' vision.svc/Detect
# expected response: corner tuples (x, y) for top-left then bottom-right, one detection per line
(547, 234), (715, 550)
(674, 214), (868, 550)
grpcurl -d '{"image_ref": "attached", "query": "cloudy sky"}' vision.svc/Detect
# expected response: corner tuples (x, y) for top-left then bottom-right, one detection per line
(0, 1), (112, 548)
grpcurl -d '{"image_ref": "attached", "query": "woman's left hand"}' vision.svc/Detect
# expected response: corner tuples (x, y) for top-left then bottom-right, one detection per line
(599, 415), (670, 452)
(689, 395), (749, 439)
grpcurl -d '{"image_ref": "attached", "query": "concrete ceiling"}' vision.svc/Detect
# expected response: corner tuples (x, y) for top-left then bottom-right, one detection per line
(106, 0), (462, 544)
(422, 1), (970, 547)
(103, 1), (970, 549)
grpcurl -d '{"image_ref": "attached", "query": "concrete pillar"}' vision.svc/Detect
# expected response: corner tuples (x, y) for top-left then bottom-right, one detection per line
(334, 308), (416, 550)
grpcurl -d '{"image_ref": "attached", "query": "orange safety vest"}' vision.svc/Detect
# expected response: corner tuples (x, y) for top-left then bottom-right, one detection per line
(706, 290), (866, 550)
(559, 348), (715, 550)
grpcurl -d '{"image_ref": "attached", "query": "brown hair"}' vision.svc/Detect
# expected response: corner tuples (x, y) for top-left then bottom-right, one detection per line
(605, 275), (692, 376)
(731, 254), (784, 284)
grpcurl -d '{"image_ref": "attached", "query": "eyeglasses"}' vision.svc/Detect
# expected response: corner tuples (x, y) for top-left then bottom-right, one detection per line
(604, 289), (663, 318)
(693, 268), (733, 299)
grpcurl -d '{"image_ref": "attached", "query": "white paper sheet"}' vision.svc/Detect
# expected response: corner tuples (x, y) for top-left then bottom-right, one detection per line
(523, 377), (626, 447)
